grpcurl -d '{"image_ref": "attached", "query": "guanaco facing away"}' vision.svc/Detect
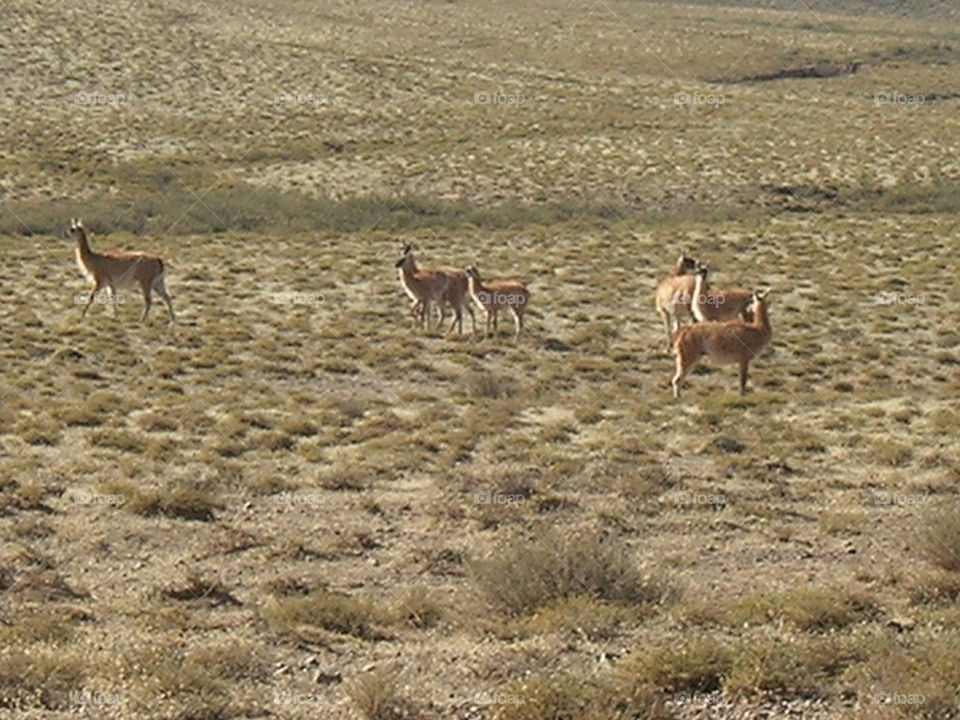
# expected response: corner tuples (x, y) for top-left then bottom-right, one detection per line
(69, 218), (175, 323)
(655, 252), (699, 351)
(690, 263), (753, 323)
(395, 244), (474, 335)
(464, 265), (529, 340)
(672, 289), (772, 398)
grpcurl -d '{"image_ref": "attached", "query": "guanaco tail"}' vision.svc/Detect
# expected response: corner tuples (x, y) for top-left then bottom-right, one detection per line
(671, 289), (772, 398)
(655, 252), (699, 351)
(69, 218), (175, 323)
(464, 264), (529, 340)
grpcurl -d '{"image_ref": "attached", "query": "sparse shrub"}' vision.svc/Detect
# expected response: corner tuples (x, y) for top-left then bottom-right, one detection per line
(346, 667), (420, 720)
(725, 586), (878, 631)
(16, 414), (61, 446)
(726, 635), (869, 699)
(918, 504), (960, 571)
(470, 530), (672, 616)
(263, 590), (385, 640)
(0, 648), (85, 710)
(516, 595), (643, 640)
(136, 411), (179, 432)
(159, 574), (240, 606)
(462, 371), (513, 399)
(126, 486), (219, 522)
(88, 429), (148, 454)
(393, 586), (444, 629)
(910, 569), (960, 606)
(615, 638), (734, 694)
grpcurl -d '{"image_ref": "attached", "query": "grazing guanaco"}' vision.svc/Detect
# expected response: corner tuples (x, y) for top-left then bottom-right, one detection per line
(690, 263), (754, 323)
(69, 218), (175, 323)
(464, 265), (529, 340)
(395, 244), (452, 332)
(672, 289), (772, 398)
(655, 253), (699, 351)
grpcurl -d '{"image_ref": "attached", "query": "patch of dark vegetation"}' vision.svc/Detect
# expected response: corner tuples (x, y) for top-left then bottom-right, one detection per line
(0, 185), (769, 238)
(160, 574), (242, 607)
(760, 181), (960, 214)
(734, 60), (864, 83)
(649, 0), (957, 21)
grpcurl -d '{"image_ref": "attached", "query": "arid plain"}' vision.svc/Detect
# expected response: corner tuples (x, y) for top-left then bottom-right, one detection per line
(1, 0), (959, 718)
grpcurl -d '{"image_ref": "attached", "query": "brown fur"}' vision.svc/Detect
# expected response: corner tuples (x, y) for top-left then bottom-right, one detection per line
(395, 245), (452, 332)
(465, 265), (529, 340)
(655, 253), (699, 350)
(672, 289), (772, 397)
(690, 264), (753, 323)
(69, 218), (174, 323)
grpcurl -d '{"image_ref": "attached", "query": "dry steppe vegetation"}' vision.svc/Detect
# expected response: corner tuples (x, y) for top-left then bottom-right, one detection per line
(1, 0), (959, 718)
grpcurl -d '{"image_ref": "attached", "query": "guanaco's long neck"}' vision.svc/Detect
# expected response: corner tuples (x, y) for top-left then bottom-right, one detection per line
(693, 271), (706, 298)
(754, 300), (771, 333)
(467, 274), (485, 296)
(398, 257), (419, 287)
(75, 229), (95, 263)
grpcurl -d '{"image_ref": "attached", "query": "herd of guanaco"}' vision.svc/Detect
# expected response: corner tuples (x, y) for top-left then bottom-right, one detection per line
(66, 220), (768, 397)
(395, 243), (530, 340)
(656, 252), (772, 397)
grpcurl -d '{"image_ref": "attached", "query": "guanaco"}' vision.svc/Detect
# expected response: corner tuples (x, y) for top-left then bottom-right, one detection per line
(690, 263), (754, 323)
(69, 218), (175, 323)
(655, 253), (699, 350)
(672, 289), (772, 398)
(464, 265), (529, 340)
(395, 244), (452, 332)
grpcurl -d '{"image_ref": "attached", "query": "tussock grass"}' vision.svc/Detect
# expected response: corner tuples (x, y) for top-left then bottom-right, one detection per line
(918, 504), (960, 571)
(470, 530), (673, 617)
(262, 589), (387, 640)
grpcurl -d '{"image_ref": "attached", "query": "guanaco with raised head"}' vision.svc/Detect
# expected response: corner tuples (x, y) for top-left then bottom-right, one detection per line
(655, 252), (699, 351)
(672, 289), (772, 398)
(395, 244), (454, 332)
(69, 218), (175, 323)
(464, 264), (529, 340)
(690, 263), (753, 323)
